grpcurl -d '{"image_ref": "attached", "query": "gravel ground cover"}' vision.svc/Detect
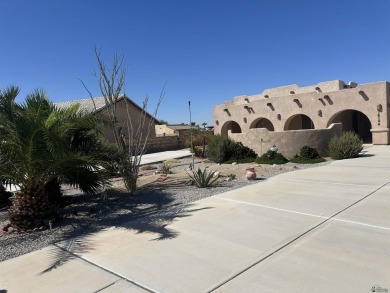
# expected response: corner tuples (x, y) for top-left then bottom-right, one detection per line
(0, 157), (331, 262)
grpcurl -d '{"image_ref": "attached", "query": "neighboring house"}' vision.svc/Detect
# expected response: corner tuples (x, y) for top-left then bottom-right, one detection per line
(155, 123), (200, 136)
(155, 124), (176, 136)
(55, 95), (157, 143)
(213, 80), (390, 157)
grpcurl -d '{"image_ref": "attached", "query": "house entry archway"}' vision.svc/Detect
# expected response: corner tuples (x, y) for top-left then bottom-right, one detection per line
(327, 110), (372, 142)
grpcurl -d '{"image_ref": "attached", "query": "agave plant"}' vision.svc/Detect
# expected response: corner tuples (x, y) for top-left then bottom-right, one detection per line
(187, 167), (219, 188)
(0, 86), (119, 230)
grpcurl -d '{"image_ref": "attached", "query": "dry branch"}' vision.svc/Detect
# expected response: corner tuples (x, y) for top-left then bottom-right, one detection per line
(93, 48), (165, 192)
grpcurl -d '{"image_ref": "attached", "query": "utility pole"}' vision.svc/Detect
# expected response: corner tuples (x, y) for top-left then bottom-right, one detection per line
(188, 101), (195, 170)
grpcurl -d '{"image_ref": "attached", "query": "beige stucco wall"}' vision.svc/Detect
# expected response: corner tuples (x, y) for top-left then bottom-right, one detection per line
(100, 98), (156, 143)
(229, 123), (342, 159)
(213, 80), (390, 146)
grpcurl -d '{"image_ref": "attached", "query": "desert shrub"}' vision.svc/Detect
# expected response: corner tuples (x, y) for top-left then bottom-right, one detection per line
(208, 135), (257, 163)
(290, 145), (325, 164)
(159, 163), (172, 174)
(191, 146), (205, 158)
(187, 167), (219, 188)
(207, 135), (233, 163)
(228, 142), (257, 162)
(255, 150), (288, 165)
(328, 131), (363, 160)
(185, 130), (211, 158)
(299, 145), (320, 160)
(290, 155), (325, 164)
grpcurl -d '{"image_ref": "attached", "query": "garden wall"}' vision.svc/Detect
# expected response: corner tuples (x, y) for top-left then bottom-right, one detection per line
(229, 123), (342, 158)
(145, 130), (213, 153)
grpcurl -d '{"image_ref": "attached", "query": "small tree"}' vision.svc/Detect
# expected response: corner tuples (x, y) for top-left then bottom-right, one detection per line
(92, 48), (164, 192)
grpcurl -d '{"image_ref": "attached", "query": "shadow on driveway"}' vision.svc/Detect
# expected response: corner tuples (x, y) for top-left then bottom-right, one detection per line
(38, 187), (214, 275)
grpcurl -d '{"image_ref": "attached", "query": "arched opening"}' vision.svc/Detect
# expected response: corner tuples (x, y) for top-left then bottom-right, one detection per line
(284, 114), (315, 130)
(328, 110), (372, 143)
(221, 121), (242, 136)
(250, 118), (274, 131)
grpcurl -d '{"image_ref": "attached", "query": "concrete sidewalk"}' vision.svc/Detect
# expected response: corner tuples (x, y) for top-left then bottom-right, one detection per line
(4, 149), (193, 193)
(1, 146), (390, 292)
(140, 149), (191, 165)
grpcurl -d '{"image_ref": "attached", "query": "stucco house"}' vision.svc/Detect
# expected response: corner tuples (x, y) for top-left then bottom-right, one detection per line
(155, 123), (200, 136)
(213, 80), (390, 158)
(56, 95), (157, 143)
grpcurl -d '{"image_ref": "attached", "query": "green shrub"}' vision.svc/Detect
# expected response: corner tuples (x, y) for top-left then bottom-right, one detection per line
(207, 135), (257, 163)
(229, 142), (257, 161)
(191, 146), (205, 158)
(290, 145), (325, 164)
(185, 130), (211, 158)
(299, 145), (320, 160)
(289, 156), (325, 164)
(255, 150), (288, 165)
(187, 168), (219, 188)
(328, 131), (363, 160)
(207, 135), (232, 163)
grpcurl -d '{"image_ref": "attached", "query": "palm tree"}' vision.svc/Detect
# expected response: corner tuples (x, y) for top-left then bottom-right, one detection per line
(0, 86), (119, 230)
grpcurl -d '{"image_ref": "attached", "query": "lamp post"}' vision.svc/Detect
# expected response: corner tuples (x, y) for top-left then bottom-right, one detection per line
(189, 101), (195, 170)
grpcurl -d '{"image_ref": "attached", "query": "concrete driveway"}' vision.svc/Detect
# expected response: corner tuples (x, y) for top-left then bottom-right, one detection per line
(1, 146), (390, 292)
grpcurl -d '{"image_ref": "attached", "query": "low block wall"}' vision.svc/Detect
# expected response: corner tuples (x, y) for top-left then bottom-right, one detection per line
(229, 123), (342, 158)
(176, 130), (214, 148)
(144, 130), (214, 153)
(145, 136), (179, 153)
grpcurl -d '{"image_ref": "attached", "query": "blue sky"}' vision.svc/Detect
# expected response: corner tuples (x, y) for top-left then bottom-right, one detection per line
(1, 1), (390, 125)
